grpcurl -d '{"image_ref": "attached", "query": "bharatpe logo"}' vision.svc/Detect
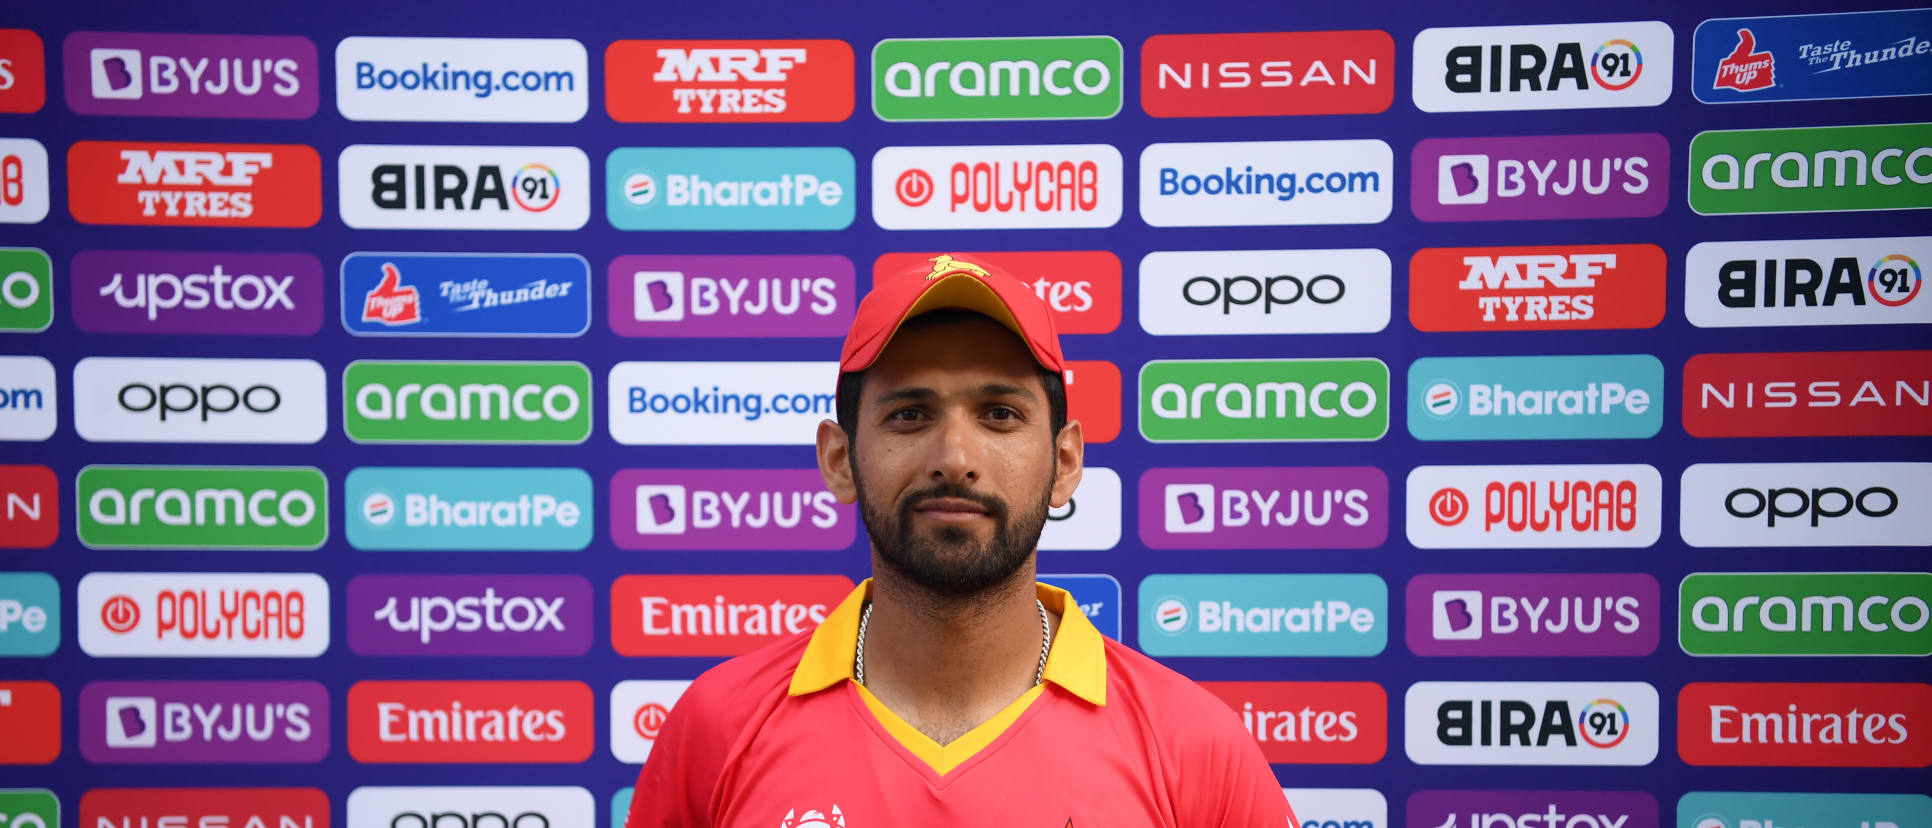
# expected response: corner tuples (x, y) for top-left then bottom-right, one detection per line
(1685, 236), (1929, 327)
(1407, 573), (1660, 658)
(64, 32), (318, 118)
(0, 572), (59, 656)
(1680, 462), (1929, 548)
(1680, 572), (1932, 657)
(1412, 21), (1674, 112)
(1690, 122), (1932, 215)
(1137, 466), (1387, 550)
(871, 144), (1124, 230)
(0, 248), (52, 332)
(344, 360), (592, 444)
(872, 35), (1122, 121)
(0, 139), (48, 224)
(1407, 790), (1659, 828)
(1141, 30), (1395, 117)
(348, 786), (596, 828)
(0, 356), (56, 441)
(610, 254), (855, 338)
(610, 468), (854, 551)
(1137, 573), (1387, 657)
(1412, 133), (1668, 222)
(1410, 244), (1667, 332)
(606, 146), (854, 231)
(1140, 140), (1393, 227)
(608, 361), (838, 445)
(610, 574), (854, 657)
(346, 467), (592, 551)
(76, 571), (329, 658)
(338, 144), (590, 230)
(71, 251), (322, 336)
(1694, 9), (1932, 104)
(347, 574), (591, 656)
(1678, 682), (1932, 767)
(610, 680), (691, 763)
(336, 37), (588, 122)
(1406, 464), (1662, 550)
(341, 252), (591, 337)
(73, 356), (327, 444)
(67, 141), (321, 228)
(606, 39), (854, 122)
(1409, 355), (1663, 441)
(77, 465), (327, 550)
(346, 681), (592, 763)
(1682, 350), (1932, 438)
(1405, 681), (1661, 766)
(1139, 249), (1392, 336)
(1139, 358), (1390, 442)
(80, 680), (327, 763)
(1206, 683), (1389, 764)
(1677, 793), (1932, 828)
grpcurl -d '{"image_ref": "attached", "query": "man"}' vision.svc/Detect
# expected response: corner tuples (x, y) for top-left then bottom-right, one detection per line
(625, 254), (1295, 826)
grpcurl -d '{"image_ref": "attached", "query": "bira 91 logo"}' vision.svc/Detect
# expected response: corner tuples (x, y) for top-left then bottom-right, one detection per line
(1138, 573), (1387, 657)
(606, 39), (853, 122)
(72, 251), (322, 336)
(0, 465), (57, 548)
(347, 680), (592, 763)
(0, 139), (48, 225)
(80, 680), (327, 763)
(1141, 30), (1394, 117)
(1140, 140), (1393, 227)
(73, 356), (326, 445)
(1682, 350), (1932, 437)
(348, 786), (593, 828)
(611, 469), (855, 551)
(607, 360), (837, 446)
(1678, 682), (1932, 767)
(0, 789), (57, 828)
(1694, 8), (1932, 104)
(1410, 244), (1666, 331)
(1139, 248), (1391, 336)
(77, 571), (329, 658)
(872, 35), (1122, 121)
(1139, 358), (1390, 443)
(0, 682), (59, 764)
(1199, 681), (1387, 764)
(0, 248), (52, 332)
(81, 788), (328, 828)
(0, 30), (47, 114)
(1405, 681), (1660, 766)
(1408, 790), (1659, 828)
(607, 146), (853, 231)
(876, 251), (1121, 334)
(344, 360), (593, 444)
(871, 144), (1123, 230)
(76, 465), (328, 550)
(1684, 236), (1929, 327)
(347, 467), (592, 551)
(1412, 133), (1668, 222)
(1412, 21), (1674, 112)
(613, 254), (856, 338)
(67, 141), (321, 227)
(1680, 572), (1932, 657)
(336, 37), (588, 123)
(342, 253), (591, 337)
(0, 356), (55, 442)
(1137, 466), (1387, 550)
(63, 32), (318, 118)
(347, 574), (591, 657)
(339, 144), (590, 230)
(610, 574), (853, 657)
(1406, 464), (1662, 549)
(1679, 462), (1930, 548)
(1408, 573), (1660, 658)
(1410, 355), (1664, 441)
(0, 572), (59, 656)
(1690, 122), (1932, 215)
(610, 680), (691, 763)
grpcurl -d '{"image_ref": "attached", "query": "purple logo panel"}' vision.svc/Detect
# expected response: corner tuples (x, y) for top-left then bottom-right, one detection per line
(610, 468), (857, 551)
(1137, 466), (1388, 549)
(1408, 790), (1659, 828)
(1411, 133), (1669, 222)
(607, 254), (856, 338)
(71, 250), (324, 335)
(80, 680), (329, 763)
(1406, 573), (1660, 657)
(63, 32), (319, 119)
(346, 574), (592, 656)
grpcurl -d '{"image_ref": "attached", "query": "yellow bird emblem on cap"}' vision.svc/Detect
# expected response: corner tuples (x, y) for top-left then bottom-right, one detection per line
(925, 254), (990, 280)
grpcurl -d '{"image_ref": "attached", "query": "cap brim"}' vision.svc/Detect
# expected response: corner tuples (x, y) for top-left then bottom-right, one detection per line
(843, 270), (1053, 374)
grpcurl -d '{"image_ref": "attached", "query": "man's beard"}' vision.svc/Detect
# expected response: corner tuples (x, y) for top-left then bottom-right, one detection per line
(856, 472), (1052, 598)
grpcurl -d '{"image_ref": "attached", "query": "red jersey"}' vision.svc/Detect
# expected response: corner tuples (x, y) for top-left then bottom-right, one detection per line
(625, 579), (1296, 827)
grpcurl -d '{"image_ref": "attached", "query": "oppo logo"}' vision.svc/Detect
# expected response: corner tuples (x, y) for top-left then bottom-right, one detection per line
(117, 381), (281, 421)
(75, 357), (326, 444)
(1182, 273), (1346, 314)
(1725, 486), (1897, 527)
(347, 787), (594, 828)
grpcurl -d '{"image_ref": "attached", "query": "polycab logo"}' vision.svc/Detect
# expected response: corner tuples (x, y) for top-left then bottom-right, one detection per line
(871, 144), (1123, 230)
(0, 572), (59, 656)
(81, 788), (327, 828)
(1683, 350), (1932, 437)
(1141, 30), (1394, 117)
(1412, 21), (1674, 112)
(0, 30), (47, 113)
(1406, 465), (1662, 549)
(1409, 355), (1664, 441)
(73, 356), (326, 444)
(1138, 466), (1387, 550)
(610, 680), (691, 763)
(606, 146), (854, 231)
(608, 361), (837, 446)
(347, 574), (591, 657)
(1694, 9), (1932, 103)
(1137, 573), (1386, 657)
(1140, 358), (1390, 443)
(348, 786), (593, 828)
(610, 469), (854, 551)
(872, 35), (1122, 121)
(77, 572), (329, 658)
(1038, 467), (1122, 552)
(1410, 244), (1666, 332)
(610, 574), (853, 657)
(1140, 140), (1393, 227)
(1200, 682), (1387, 764)
(342, 253), (591, 338)
(0, 465), (54, 548)
(1680, 462), (1930, 548)
(0, 139), (49, 224)
(1407, 573), (1660, 657)
(77, 465), (327, 550)
(1689, 122), (1932, 215)
(1039, 574), (1122, 639)
(1684, 236), (1930, 327)
(80, 680), (327, 763)
(612, 254), (855, 338)
(0, 681), (59, 764)
(1140, 249), (1391, 335)
(337, 37), (588, 122)
(1405, 682), (1660, 766)
(0, 356), (55, 441)
(67, 141), (321, 227)
(1678, 682), (1932, 767)
(607, 39), (853, 122)
(1412, 133), (1668, 222)
(344, 360), (593, 444)
(1681, 571), (1932, 657)
(346, 467), (592, 551)
(874, 251), (1121, 334)
(348, 680), (593, 763)
(1281, 789), (1387, 828)
(339, 144), (590, 230)
(1407, 790), (1659, 828)
(64, 32), (318, 118)
(72, 251), (323, 336)
(0, 248), (52, 332)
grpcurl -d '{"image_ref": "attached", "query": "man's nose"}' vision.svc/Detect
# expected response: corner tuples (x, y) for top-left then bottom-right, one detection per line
(926, 412), (978, 484)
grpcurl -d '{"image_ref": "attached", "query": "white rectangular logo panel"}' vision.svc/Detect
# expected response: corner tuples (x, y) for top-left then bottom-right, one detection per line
(1406, 464), (1662, 549)
(609, 679), (692, 763)
(1681, 462), (1930, 547)
(0, 138), (51, 224)
(0, 355), (57, 441)
(1412, 21), (1675, 112)
(1279, 789), (1388, 828)
(73, 357), (326, 444)
(1139, 140), (1393, 227)
(870, 144), (1123, 229)
(1039, 466), (1121, 551)
(1685, 236), (1932, 327)
(338, 144), (591, 230)
(1139, 249), (1391, 335)
(335, 37), (589, 123)
(78, 572), (330, 657)
(348, 787), (595, 828)
(607, 361), (840, 445)
(1404, 681), (1660, 765)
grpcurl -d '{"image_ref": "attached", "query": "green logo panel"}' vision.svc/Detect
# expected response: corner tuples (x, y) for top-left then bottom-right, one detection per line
(1690, 121), (1932, 214)
(0, 790), (58, 828)
(76, 465), (328, 550)
(0, 248), (52, 332)
(872, 36), (1123, 121)
(344, 360), (593, 444)
(1681, 571), (1932, 656)
(1139, 358), (1389, 442)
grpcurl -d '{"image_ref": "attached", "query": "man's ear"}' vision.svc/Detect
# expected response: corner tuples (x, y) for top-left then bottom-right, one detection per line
(1049, 419), (1084, 508)
(817, 419), (858, 504)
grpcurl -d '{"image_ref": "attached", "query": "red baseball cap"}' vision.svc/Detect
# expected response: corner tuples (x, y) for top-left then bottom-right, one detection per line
(839, 253), (1066, 376)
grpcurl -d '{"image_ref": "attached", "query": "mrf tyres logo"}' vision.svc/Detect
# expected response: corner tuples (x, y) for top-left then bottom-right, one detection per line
(871, 144), (1123, 230)
(1405, 681), (1660, 766)
(1201, 682), (1389, 764)
(77, 571), (329, 658)
(1412, 21), (1674, 112)
(1406, 464), (1662, 549)
(339, 144), (589, 230)
(1680, 462), (1930, 548)
(1409, 355), (1663, 441)
(1408, 573), (1659, 658)
(1682, 350), (1932, 437)
(1694, 8), (1932, 104)
(77, 465), (327, 550)
(1139, 139), (1393, 227)
(346, 467), (592, 551)
(614, 254), (855, 338)
(67, 141), (321, 227)
(80, 679), (327, 764)
(1685, 236), (1928, 327)
(608, 361), (837, 446)
(1139, 248), (1392, 336)
(1690, 122), (1932, 215)
(1409, 244), (1666, 332)
(611, 468), (855, 551)
(1141, 30), (1395, 117)
(1139, 358), (1389, 443)
(606, 39), (853, 122)
(610, 574), (854, 657)
(337, 37), (588, 123)
(1412, 133), (1668, 222)
(872, 35), (1121, 121)
(1678, 682), (1932, 767)
(1138, 573), (1387, 658)
(1138, 466), (1387, 550)
(606, 146), (854, 231)
(348, 574), (591, 657)
(344, 360), (592, 444)
(1681, 572), (1932, 657)
(64, 32), (318, 118)
(73, 356), (327, 445)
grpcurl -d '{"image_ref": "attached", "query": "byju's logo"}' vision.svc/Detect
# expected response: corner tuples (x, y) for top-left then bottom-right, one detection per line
(0, 356), (56, 441)
(1201, 682), (1388, 764)
(64, 32), (318, 118)
(1680, 462), (1929, 548)
(77, 571), (329, 658)
(72, 251), (322, 336)
(1413, 133), (1668, 221)
(74, 357), (326, 444)
(1410, 244), (1666, 332)
(1410, 355), (1663, 441)
(610, 574), (853, 657)
(606, 39), (853, 122)
(1141, 30), (1394, 117)
(339, 145), (590, 230)
(1694, 9), (1932, 103)
(1138, 573), (1386, 657)
(609, 680), (690, 763)
(1405, 681), (1660, 766)
(348, 574), (591, 657)
(0, 465), (57, 549)
(1038, 467), (1122, 552)
(0, 29), (48, 114)
(611, 469), (853, 551)
(1678, 682), (1932, 767)
(336, 37), (588, 122)
(610, 254), (854, 338)
(1140, 140), (1393, 227)
(67, 141), (321, 227)
(606, 147), (854, 230)
(874, 251), (1122, 334)
(348, 786), (594, 828)
(1139, 249), (1391, 335)
(1412, 22), (1674, 112)
(1681, 572), (1932, 657)
(342, 253), (590, 337)
(80, 680), (327, 763)
(82, 788), (326, 828)
(1690, 122), (1932, 215)
(0, 572), (58, 656)
(1138, 467), (1387, 549)
(872, 35), (1122, 121)
(1685, 236), (1929, 327)
(1039, 574), (1122, 639)
(346, 467), (591, 551)
(871, 144), (1123, 230)
(1407, 573), (1659, 657)
(1139, 358), (1390, 442)
(77, 465), (327, 550)
(1406, 464), (1662, 549)
(0, 248), (52, 332)
(1408, 790), (1658, 828)
(344, 360), (592, 444)
(1683, 350), (1932, 437)
(608, 361), (837, 445)
(347, 681), (592, 763)
(0, 139), (48, 224)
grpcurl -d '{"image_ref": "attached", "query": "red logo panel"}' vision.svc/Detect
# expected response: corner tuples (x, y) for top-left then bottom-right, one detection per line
(1064, 359), (1120, 444)
(1410, 244), (1665, 331)
(81, 789), (328, 828)
(612, 574), (853, 657)
(1141, 31), (1394, 117)
(1683, 351), (1932, 437)
(1678, 682), (1932, 767)
(1199, 681), (1387, 764)
(872, 251), (1123, 334)
(67, 141), (321, 227)
(0, 30), (46, 114)
(0, 680), (59, 764)
(0, 464), (56, 548)
(606, 39), (853, 122)
(347, 680), (593, 763)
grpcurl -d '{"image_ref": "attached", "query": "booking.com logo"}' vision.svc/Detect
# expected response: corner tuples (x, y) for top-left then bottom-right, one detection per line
(607, 361), (840, 446)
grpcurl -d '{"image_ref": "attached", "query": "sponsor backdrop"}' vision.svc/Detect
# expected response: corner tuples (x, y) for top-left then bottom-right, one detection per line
(1, 0), (1928, 825)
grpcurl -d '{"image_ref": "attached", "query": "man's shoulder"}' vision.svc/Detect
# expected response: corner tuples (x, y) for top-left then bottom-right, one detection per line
(1099, 637), (1251, 748)
(675, 630), (815, 726)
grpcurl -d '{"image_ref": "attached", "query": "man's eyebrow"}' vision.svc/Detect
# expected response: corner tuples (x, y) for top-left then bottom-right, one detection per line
(871, 383), (1038, 405)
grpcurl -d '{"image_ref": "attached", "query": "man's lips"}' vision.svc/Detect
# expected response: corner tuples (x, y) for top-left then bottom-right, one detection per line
(912, 497), (992, 524)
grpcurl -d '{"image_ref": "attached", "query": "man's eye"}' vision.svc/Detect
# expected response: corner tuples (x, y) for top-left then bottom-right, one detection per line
(988, 406), (1020, 421)
(888, 408), (924, 422)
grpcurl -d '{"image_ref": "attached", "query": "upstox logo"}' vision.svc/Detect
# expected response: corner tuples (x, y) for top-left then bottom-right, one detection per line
(346, 467), (592, 551)
(606, 147), (853, 231)
(1410, 354), (1663, 441)
(1681, 572), (1932, 657)
(77, 465), (327, 550)
(1691, 122), (1932, 215)
(344, 360), (591, 444)
(1138, 573), (1387, 657)
(1139, 358), (1389, 443)
(872, 35), (1122, 121)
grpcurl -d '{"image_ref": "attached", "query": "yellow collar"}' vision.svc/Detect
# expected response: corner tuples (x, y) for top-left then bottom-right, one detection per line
(788, 578), (1107, 706)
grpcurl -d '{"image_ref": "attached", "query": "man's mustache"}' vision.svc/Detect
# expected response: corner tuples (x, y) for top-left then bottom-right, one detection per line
(897, 483), (1009, 522)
